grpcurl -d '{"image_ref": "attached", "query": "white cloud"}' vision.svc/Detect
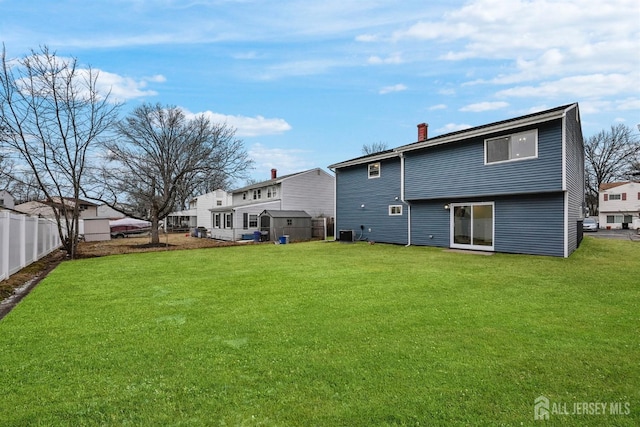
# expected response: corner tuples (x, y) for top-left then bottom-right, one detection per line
(368, 52), (403, 65)
(388, 0), (639, 114)
(460, 101), (509, 112)
(496, 73), (637, 99)
(190, 111), (292, 137)
(356, 34), (379, 42)
(379, 84), (407, 95)
(93, 70), (164, 102)
(248, 143), (315, 177)
(12, 55), (162, 103)
(259, 59), (340, 80)
(429, 104), (447, 111)
(436, 123), (472, 134)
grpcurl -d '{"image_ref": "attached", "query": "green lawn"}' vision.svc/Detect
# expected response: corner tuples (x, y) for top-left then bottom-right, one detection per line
(0, 237), (638, 426)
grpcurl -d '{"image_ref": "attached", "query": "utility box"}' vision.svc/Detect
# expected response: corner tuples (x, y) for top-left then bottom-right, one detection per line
(339, 229), (354, 242)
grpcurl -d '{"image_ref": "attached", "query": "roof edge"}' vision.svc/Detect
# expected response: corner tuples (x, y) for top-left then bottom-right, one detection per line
(329, 103), (578, 170)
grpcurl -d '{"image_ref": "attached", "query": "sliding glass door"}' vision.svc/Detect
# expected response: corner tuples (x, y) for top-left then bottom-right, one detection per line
(451, 202), (494, 251)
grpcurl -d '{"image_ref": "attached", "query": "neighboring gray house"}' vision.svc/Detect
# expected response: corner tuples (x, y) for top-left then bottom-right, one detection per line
(210, 168), (334, 241)
(329, 103), (585, 257)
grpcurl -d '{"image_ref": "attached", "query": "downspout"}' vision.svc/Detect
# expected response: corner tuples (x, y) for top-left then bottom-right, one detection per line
(330, 167), (337, 241)
(400, 153), (411, 246)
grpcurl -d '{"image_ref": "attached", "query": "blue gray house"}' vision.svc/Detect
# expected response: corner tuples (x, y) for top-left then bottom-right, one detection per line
(328, 103), (585, 257)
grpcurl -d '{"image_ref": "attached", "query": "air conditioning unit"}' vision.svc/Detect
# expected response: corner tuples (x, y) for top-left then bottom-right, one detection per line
(339, 229), (354, 242)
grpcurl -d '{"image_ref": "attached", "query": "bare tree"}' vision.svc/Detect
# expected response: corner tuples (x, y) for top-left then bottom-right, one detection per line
(584, 124), (640, 215)
(0, 45), (120, 258)
(362, 141), (389, 156)
(97, 103), (252, 244)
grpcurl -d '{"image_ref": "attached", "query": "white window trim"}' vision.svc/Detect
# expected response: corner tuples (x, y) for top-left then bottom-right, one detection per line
(388, 205), (403, 216)
(368, 162), (381, 179)
(484, 130), (538, 165)
(450, 201), (495, 252)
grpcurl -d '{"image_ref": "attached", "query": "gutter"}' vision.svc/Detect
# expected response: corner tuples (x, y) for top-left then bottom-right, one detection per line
(400, 153), (411, 246)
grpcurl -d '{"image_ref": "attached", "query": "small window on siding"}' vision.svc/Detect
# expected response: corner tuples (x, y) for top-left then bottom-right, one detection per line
(485, 130), (537, 164)
(216, 200), (222, 206)
(609, 194), (621, 201)
(368, 162), (380, 179)
(286, 219), (293, 226)
(389, 205), (403, 216)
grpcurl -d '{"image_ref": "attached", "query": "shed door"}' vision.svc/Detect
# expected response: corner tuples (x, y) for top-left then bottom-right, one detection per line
(260, 215), (270, 229)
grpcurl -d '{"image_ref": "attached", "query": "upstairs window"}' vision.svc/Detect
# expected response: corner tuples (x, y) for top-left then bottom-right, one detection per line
(608, 194), (621, 201)
(368, 162), (380, 179)
(242, 192), (247, 200)
(216, 200), (222, 206)
(485, 130), (537, 164)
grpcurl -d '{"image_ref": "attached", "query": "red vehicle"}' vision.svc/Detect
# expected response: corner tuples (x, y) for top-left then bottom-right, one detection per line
(109, 218), (151, 238)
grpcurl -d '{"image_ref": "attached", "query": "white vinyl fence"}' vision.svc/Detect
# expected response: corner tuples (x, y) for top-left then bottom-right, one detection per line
(0, 211), (62, 282)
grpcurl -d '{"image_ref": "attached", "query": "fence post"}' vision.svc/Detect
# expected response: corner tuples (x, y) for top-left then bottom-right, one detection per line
(32, 215), (39, 262)
(19, 213), (26, 270)
(1, 212), (9, 281)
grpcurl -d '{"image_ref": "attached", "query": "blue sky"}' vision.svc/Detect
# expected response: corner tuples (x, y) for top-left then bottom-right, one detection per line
(2, 0), (639, 185)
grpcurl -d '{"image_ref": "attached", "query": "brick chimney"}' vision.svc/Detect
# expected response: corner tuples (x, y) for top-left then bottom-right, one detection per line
(271, 168), (277, 179)
(417, 123), (428, 142)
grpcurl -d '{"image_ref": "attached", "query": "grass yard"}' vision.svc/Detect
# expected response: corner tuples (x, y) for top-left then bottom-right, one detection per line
(0, 237), (638, 426)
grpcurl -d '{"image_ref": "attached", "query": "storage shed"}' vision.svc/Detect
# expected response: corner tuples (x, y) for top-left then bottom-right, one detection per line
(259, 210), (312, 242)
(82, 217), (111, 242)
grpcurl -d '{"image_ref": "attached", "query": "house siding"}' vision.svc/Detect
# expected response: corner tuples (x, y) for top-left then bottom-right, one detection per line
(404, 121), (563, 200)
(409, 194), (565, 256)
(494, 194), (565, 256)
(335, 158), (407, 243)
(409, 201), (450, 246)
(281, 169), (335, 218)
(564, 105), (585, 254)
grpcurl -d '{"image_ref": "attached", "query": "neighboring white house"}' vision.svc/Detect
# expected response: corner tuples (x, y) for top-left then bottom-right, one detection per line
(599, 181), (640, 229)
(209, 168), (335, 241)
(0, 191), (15, 210)
(166, 189), (231, 231)
(97, 204), (127, 219)
(15, 197), (98, 219)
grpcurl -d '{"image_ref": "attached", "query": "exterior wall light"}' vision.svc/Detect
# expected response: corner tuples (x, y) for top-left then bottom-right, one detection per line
(444, 204), (450, 210)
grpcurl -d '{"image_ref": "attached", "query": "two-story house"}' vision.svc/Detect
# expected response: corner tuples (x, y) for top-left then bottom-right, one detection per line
(166, 189), (231, 231)
(209, 168), (335, 241)
(598, 182), (640, 229)
(329, 103), (585, 257)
